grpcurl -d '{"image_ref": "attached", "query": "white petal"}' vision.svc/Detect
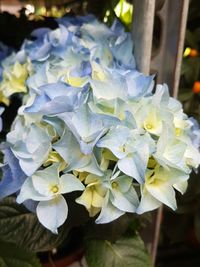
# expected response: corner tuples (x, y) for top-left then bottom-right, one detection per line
(32, 164), (59, 196)
(17, 177), (51, 203)
(116, 175), (133, 193)
(97, 126), (132, 159)
(19, 158), (40, 176)
(137, 188), (161, 214)
(59, 173), (85, 193)
(184, 145), (200, 169)
(173, 180), (188, 194)
(125, 186), (139, 207)
(146, 182), (177, 210)
(36, 195), (68, 234)
(118, 157), (143, 183)
(95, 193), (124, 224)
(111, 189), (136, 213)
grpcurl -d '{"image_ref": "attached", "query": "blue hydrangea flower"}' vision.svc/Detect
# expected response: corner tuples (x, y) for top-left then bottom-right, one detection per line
(0, 16), (199, 233)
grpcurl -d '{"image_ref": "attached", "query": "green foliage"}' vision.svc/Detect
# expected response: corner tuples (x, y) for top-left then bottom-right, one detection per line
(114, 0), (133, 27)
(84, 214), (133, 242)
(102, 0), (133, 30)
(179, 0), (200, 122)
(0, 240), (41, 267)
(0, 196), (88, 252)
(85, 233), (153, 267)
(181, 57), (200, 83)
(179, 31), (200, 120)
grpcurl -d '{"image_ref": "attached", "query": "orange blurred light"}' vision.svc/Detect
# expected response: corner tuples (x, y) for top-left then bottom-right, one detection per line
(190, 49), (199, 57)
(192, 81), (200, 93)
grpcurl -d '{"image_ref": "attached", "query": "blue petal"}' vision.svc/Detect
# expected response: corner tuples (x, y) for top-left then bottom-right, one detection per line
(23, 199), (38, 213)
(59, 104), (120, 155)
(126, 71), (154, 99)
(53, 128), (103, 176)
(24, 39), (51, 61)
(31, 28), (51, 39)
(0, 147), (26, 199)
(25, 82), (88, 115)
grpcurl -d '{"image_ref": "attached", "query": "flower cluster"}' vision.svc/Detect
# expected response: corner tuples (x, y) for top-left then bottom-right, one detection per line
(0, 15), (200, 234)
(0, 42), (13, 104)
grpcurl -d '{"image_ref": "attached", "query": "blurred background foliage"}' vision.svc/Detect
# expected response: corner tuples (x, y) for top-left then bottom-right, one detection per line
(179, 0), (200, 121)
(0, 0), (133, 49)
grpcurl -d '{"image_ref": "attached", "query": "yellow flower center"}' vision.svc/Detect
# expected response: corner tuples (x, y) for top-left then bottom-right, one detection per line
(112, 182), (118, 189)
(147, 157), (157, 169)
(51, 185), (59, 194)
(89, 185), (95, 191)
(175, 128), (182, 137)
(146, 123), (153, 130)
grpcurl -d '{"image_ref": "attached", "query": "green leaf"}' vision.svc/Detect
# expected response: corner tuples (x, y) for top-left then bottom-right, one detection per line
(0, 240), (41, 267)
(84, 214), (133, 242)
(0, 196), (88, 252)
(85, 234), (153, 267)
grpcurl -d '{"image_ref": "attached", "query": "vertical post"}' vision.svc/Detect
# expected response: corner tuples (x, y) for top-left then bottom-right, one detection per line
(131, 0), (156, 75)
(150, 0), (189, 97)
(131, 0), (189, 266)
(173, 0), (190, 98)
(131, 2), (157, 265)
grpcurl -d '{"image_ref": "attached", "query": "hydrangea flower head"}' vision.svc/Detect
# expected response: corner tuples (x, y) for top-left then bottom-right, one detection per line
(0, 16), (199, 233)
